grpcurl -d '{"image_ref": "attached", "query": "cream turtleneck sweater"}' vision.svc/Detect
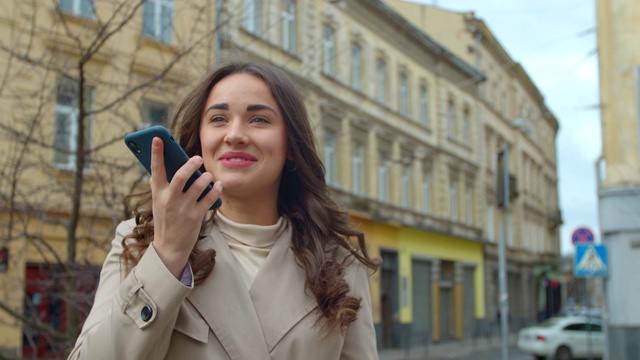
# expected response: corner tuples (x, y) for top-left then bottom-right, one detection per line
(214, 212), (288, 290)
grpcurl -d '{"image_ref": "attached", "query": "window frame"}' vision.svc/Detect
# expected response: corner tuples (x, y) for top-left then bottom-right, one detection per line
(141, 100), (171, 128)
(351, 42), (363, 91)
(58, 0), (95, 19)
(450, 177), (458, 220)
(419, 84), (429, 127)
(53, 78), (94, 171)
(324, 129), (337, 186)
(465, 183), (473, 224)
(422, 169), (431, 213)
(142, 0), (174, 44)
(463, 106), (471, 144)
(376, 58), (387, 104)
(447, 97), (456, 139)
(322, 24), (336, 77)
(352, 141), (365, 194)
(378, 153), (389, 202)
(401, 164), (411, 208)
(399, 72), (409, 116)
(281, 0), (297, 53)
(243, 0), (262, 36)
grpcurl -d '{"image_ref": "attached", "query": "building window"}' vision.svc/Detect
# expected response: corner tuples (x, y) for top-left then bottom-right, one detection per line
(450, 177), (458, 220)
(463, 106), (471, 144)
(352, 141), (364, 194)
(22, 264), (100, 359)
(378, 154), (389, 202)
(422, 170), (431, 213)
(465, 184), (473, 224)
(399, 72), (409, 116)
(419, 85), (429, 127)
(54, 79), (94, 170)
(322, 25), (336, 77)
(376, 58), (387, 104)
(142, 0), (173, 43)
(401, 165), (411, 208)
(351, 43), (362, 91)
(281, 0), (296, 53)
(324, 130), (337, 185)
(142, 100), (170, 127)
(447, 98), (456, 139)
(58, 0), (94, 18)
(243, 0), (262, 36)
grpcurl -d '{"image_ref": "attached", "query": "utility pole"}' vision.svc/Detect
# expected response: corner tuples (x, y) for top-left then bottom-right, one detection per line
(497, 144), (510, 360)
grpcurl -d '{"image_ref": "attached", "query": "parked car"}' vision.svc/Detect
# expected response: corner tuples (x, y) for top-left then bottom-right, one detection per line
(559, 307), (603, 320)
(517, 316), (604, 360)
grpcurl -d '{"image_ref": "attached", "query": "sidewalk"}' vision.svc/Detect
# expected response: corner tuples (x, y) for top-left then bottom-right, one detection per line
(378, 334), (517, 360)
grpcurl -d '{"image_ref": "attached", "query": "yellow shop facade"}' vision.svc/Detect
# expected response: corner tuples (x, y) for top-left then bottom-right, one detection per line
(352, 214), (485, 348)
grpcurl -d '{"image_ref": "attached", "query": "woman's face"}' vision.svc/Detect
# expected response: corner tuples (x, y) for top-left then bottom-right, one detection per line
(199, 73), (288, 201)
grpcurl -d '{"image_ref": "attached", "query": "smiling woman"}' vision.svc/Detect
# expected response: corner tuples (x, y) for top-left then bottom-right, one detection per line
(68, 60), (380, 360)
(199, 72), (289, 215)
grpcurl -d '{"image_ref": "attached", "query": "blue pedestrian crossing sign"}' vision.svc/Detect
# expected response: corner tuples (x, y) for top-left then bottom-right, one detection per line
(574, 244), (608, 277)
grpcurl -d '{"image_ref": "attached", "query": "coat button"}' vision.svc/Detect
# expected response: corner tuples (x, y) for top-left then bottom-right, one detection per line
(141, 305), (153, 322)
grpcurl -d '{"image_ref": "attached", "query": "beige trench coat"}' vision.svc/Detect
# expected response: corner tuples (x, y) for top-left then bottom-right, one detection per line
(68, 218), (378, 360)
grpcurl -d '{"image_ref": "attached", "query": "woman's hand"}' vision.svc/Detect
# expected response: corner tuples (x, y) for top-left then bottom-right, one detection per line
(149, 137), (223, 279)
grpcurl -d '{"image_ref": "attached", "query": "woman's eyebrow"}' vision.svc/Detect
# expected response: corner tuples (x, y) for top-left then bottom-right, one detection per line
(204, 103), (228, 113)
(246, 104), (277, 114)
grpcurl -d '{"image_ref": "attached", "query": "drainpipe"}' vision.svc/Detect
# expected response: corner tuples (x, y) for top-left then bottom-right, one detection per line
(214, 0), (222, 62)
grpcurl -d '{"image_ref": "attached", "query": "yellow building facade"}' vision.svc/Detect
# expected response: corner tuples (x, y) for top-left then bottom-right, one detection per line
(0, 0), (563, 357)
(0, 1), (218, 357)
(384, 0), (562, 330)
(596, 1), (640, 358)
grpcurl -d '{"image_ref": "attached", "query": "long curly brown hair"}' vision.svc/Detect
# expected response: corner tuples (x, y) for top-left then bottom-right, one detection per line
(122, 60), (379, 333)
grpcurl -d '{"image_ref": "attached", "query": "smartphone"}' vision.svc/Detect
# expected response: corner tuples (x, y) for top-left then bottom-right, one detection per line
(124, 125), (222, 210)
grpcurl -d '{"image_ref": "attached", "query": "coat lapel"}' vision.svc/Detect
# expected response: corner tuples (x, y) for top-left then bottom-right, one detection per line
(249, 223), (318, 352)
(186, 225), (271, 360)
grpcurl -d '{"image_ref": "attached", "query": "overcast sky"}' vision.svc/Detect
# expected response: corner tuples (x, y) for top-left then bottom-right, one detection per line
(412, 0), (601, 255)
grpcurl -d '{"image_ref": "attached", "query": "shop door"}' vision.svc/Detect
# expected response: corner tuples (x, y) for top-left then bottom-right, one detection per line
(411, 259), (431, 343)
(380, 250), (399, 348)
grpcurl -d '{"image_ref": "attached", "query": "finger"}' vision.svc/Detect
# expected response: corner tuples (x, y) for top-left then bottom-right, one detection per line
(196, 180), (223, 211)
(149, 137), (167, 186)
(170, 156), (205, 193)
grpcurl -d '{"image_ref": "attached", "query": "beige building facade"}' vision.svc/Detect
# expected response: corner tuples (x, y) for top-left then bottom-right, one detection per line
(0, 0), (219, 357)
(0, 0), (562, 357)
(220, 0), (488, 346)
(384, 0), (563, 330)
(597, 0), (640, 358)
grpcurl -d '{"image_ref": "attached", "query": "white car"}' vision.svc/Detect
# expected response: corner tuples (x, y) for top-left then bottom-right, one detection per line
(517, 316), (604, 360)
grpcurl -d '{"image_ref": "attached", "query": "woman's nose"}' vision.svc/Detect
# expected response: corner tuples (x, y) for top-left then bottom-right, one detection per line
(223, 120), (249, 145)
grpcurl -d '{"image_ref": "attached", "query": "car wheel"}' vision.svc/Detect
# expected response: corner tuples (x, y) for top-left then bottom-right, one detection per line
(554, 346), (572, 360)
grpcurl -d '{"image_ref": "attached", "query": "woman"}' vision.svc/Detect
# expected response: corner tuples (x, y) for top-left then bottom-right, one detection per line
(69, 60), (379, 359)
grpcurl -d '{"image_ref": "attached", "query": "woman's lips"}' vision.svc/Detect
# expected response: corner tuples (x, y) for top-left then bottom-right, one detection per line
(219, 152), (257, 168)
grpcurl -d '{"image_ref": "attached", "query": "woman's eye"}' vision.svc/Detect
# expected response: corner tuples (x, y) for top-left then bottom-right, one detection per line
(209, 116), (225, 123)
(251, 116), (269, 124)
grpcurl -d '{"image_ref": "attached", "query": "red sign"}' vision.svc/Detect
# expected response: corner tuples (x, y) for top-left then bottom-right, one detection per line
(572, 227), (595, 245)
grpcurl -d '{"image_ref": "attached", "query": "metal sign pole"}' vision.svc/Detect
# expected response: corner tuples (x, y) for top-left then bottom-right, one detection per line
(497, 144), (510, 360)
(586, 278), (593, 360)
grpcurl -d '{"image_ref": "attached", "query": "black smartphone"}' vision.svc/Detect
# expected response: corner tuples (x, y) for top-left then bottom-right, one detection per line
(124, 125), (222, 210)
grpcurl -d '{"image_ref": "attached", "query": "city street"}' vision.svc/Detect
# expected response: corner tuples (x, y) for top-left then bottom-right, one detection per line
(380, 345), (531, 360)
(429, 346), (531, 360)
(378, 335), (532, 360)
